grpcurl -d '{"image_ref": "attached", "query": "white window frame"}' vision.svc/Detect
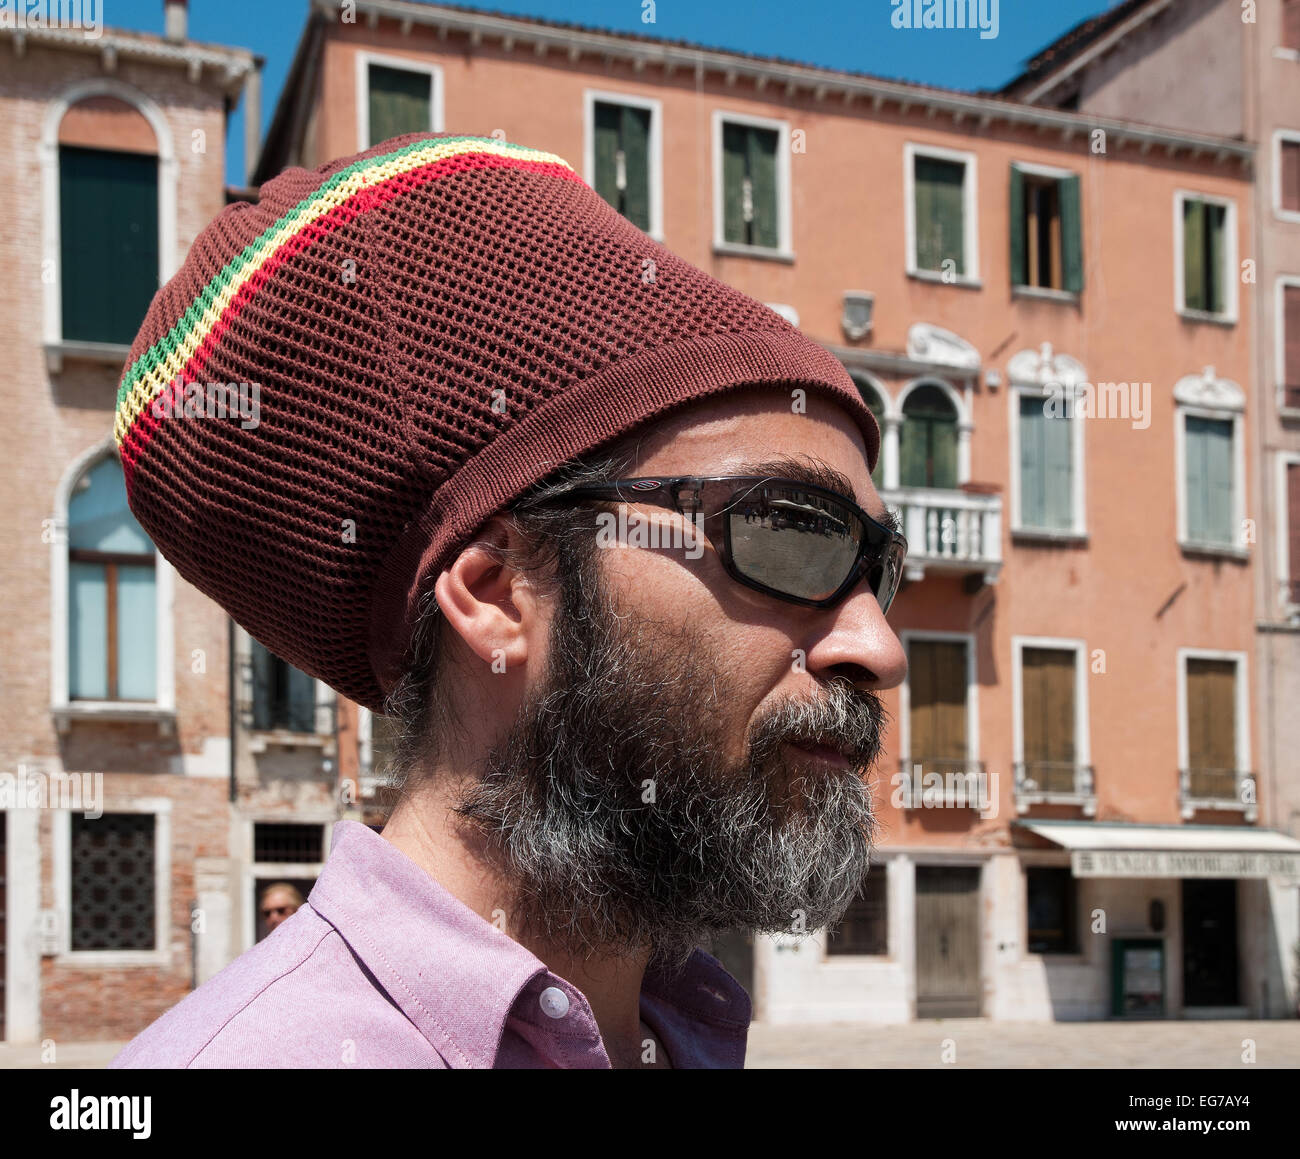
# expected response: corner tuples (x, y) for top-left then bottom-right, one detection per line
(1276, 451), (1300, 616)
(711, 109), (793, 261)
(235, 624), (335, 753)
(242, 818), (332, 952)
(1173, 372), (1247, 557)
(904, 142), (980, 287)
(355, 52), (445, 153)
(50, 439), (176, 732)
(1176, 648), (1253, 820)
(1173, 189), (1238, 324)
(1010, 636), (1095, 814)
(1274, 275), (1300, 417)
(1008, 159), (1081, 301)
(40, 78), (178, 370)
(1007, 380), (1087, 538)
(898, 630), (979, 768)
(54, 799), (171, 967)
(582, 89), (664, 242)
(1271, 129), (1300, 224)
(895, 376), (973, 488)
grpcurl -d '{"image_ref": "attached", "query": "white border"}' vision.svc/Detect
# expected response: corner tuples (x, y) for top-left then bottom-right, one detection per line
(1175, 648), (1252, 818)
(1276, 451), (1300, 615)
(49, 438), (175, 722)
(710, 109), (793, 260)
(54, 798), (172, 967)
(904, 141), (980, 286)
(1271, 129), (1300, 224)
(1173, 400), (1247, 555)
(1007, 379), (1087, 536)
(582, 89), (663, 242)
(40, 78), (178, 353)
(898, 631), (979, 767)
(1173, 189), (1238, 324)
(1010, 636), (1093, 812)
(355, 51), (445, 152)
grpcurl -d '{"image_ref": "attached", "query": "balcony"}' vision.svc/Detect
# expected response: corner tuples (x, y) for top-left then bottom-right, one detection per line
(1180, 767), (1256, 822)
(880, 485), (1002, 586)
(1014, 762), (1096, 816)
(896, 757), (992, 813)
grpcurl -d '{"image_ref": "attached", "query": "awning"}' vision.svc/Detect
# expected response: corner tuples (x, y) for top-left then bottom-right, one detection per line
(1015, 821), (1300, 879)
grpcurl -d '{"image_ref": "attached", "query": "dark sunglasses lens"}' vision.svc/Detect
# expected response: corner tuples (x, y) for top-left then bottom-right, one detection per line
(726, 487), (868, 602)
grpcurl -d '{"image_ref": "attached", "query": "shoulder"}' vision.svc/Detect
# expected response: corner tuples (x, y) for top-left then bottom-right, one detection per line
(110, 904), (445, 1069)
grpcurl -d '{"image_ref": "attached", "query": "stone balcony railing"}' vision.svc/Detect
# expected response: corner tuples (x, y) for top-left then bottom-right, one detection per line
(1180, 767), (1256, 822)
(1014, 761), (1097, 816)
(879, 485), (1002, 586)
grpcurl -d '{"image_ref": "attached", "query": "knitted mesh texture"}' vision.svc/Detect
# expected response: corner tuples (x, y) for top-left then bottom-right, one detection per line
(115, 132), (879, 713)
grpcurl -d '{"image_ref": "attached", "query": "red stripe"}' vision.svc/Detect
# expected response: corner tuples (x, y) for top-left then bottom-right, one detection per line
(122, 152), (583, 489)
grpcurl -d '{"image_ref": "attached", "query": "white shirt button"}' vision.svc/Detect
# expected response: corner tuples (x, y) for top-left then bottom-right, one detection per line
(539, 986), (570, 1019)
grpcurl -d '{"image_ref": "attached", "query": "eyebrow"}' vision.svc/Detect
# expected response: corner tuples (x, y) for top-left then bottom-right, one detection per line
(730, 454), (902, 535)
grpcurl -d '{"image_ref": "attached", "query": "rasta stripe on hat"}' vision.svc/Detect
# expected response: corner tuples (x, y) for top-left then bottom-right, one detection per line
(114, 136), (579, 476)
(117, 131), (880, 714)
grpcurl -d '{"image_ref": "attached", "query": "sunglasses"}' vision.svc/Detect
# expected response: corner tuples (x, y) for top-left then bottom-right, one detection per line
(550, 475), (908, 613)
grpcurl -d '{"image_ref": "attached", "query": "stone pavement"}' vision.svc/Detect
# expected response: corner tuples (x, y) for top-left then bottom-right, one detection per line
(745, 1019), (1300, 1068)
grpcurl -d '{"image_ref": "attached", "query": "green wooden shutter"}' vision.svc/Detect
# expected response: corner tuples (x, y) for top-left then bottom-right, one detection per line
(1009, 165), (1026, 287)
(251, 638), (275, 731)
(592, 101), (621, 212)
(865, 393), (885, 489)
(722, 122), (747, 244)
(60, 146), (158, 345)
(367, 64), (431, 147)
(1059, 174), (1083, 293)
(287, 665), (316, 732)
(748, 127), (779, 249)
(931, 417), (958, 490)
(1019, 395), (1046, 528)
(1207, 204), (1226, 315)
(1043, 407), (1074, 530)
(1186, 416), (1233, 544)
(621, 105), (652, 233)
(1183, 198), (1206, 311)
(915, 157), (964, 275)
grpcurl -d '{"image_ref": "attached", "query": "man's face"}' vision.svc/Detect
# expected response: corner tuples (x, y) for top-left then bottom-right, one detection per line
(261, 889), (299, 932)
(453, 392), (908, 962)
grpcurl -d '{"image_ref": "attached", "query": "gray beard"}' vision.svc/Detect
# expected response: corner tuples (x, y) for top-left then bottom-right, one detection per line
(453, 562), (884, 969)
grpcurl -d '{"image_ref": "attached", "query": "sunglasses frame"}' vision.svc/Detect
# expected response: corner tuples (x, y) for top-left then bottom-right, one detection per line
(549, 475), (908, 614)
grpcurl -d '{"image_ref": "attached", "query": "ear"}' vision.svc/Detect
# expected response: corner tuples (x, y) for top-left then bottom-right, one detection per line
(432, 517), (538, 671)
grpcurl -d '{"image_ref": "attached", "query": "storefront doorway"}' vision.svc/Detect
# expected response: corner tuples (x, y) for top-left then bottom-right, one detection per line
(1182, 879), (1239, 1008)
(915, 865), (981, 1018)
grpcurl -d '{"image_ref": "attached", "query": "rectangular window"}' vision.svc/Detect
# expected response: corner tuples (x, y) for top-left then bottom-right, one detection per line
(367, 63), (433, 147)
(1184, 415), (1235, 546)
(1026, 867), (1078, 954)
(1020, 648), (1077, 794)
(1284, 283), (1300, 410)
(826, 866), (888, 956)
(1017, 393), (1075, 531)
(908, 639), (969, 771)
(1286, 0), (1300, 52)
(913, 154), (967, 276)
(250, 639), (316, 732)
(59, 146), (158, 345)
(1289, 463), (1300, 604)
(70, 813), (155, 951)
(253, 822), (324, 864)
(721, 121), (780, 249)
(1181, 196), (1229, 315)
(592, 100), (652, 233)
(1280, 139), (1300, 215)
(1185, 658), (1237, 800)
(1009, 166), (1083, 292)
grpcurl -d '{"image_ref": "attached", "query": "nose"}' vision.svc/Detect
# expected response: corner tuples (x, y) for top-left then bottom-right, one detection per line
(801, 586), (908, 691)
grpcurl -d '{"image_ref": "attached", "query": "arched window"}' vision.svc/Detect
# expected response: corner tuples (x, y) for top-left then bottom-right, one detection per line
(900, 384), (958, 489)
(853, 375), (887, 489)
(67, 456), (156, 701)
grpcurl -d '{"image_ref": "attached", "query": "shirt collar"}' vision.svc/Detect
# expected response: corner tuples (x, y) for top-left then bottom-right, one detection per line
(308, 820), (750, 1068)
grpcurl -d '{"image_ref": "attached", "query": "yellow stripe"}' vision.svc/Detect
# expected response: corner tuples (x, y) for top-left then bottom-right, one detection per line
(115, 138), (572, 446)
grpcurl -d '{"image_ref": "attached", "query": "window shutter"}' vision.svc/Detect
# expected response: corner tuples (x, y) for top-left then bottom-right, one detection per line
(934, 641), (968, 762)
(1009, 164), (1026, 287)
(864, 392), (886, 488)
(1285, 285), (1300, 406)
(620, 105), (652, 233)
(287, 666), (317, 733)
(250, 638), (275, 731)
(1286, 0), (1300, 52)
(592, 102), (622, 213)
(722, 123), (747, 244)
(1186, 659), (1236, 771)
(1282, 142), (1300, 213)
(1207, 204), (1227, 315)
(910, 640), (936, 760)
(1044, 405), (1074, 530)
(915, 157), (964, 275)
(1023, 648), (1075, 765)
(1183, 198), (1205, 311)
(1185, 416), (1207, 541)
(1059, 174), (1083, 293)
(1289, 463), (1300, 602)
(1019, 395), (1046, 527)
(69, 561), (109, 700)
(1206, 417), (1234, 544)
(367, 64), (430, 147)
(900, 414), (928, 488)
(60, 146), (158, 345)
(748, 127), (779, 249)
(115, 564), (157, 701)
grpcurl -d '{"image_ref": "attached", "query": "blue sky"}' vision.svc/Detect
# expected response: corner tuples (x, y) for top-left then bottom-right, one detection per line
(102, 0), (1121, 184)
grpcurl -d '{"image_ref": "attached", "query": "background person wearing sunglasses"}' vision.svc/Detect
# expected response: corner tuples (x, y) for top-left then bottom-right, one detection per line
(111, 132), (908, 1071)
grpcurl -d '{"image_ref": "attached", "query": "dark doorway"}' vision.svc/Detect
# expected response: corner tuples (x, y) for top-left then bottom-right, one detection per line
(916, 865), (982, 1018)
(1182, 879), (1239, 1007)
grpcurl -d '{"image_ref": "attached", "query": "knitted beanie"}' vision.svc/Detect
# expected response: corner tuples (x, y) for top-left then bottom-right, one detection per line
(114, 132), (880, 713)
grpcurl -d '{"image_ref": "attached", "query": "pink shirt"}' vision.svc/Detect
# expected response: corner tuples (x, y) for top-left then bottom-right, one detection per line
(111, 820), (750, 1068)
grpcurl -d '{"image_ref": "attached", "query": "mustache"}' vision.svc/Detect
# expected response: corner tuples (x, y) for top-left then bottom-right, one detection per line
(749, 681), (887, 770)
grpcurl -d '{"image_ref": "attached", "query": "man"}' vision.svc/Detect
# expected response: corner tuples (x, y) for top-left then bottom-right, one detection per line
(110, 132), (907, 1069)
(258, 883), (304, 935)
